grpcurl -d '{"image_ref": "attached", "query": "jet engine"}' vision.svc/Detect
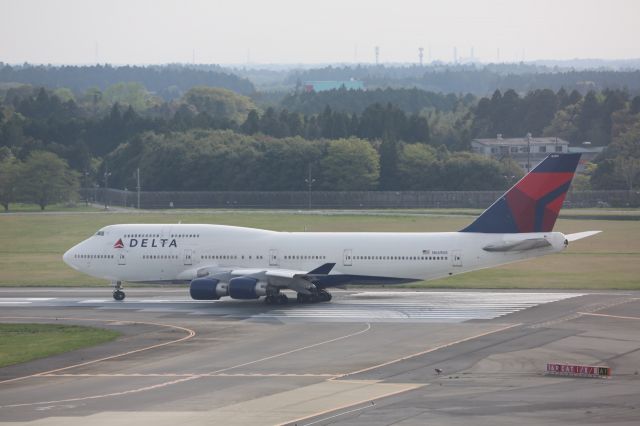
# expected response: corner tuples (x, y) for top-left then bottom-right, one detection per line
(189, 278), (228, 300)
(228, 277), (268, 299)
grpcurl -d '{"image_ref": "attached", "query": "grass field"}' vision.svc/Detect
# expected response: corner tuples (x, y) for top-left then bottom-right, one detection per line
(0, 209), (638, 289)
(0, 323), (120, 368)
(3, 203), (102, 213)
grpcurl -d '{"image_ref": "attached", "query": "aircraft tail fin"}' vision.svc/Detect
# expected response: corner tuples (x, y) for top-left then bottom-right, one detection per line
(461, 153), (581, 233)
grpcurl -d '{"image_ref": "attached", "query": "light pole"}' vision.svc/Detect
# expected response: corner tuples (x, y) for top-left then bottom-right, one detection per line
(526, 133), (532, 172)
(83, 170), (90, 206)
(103, 168), (111, 210)
(136, 168), (141, 209)
(304, 164), (315, 210)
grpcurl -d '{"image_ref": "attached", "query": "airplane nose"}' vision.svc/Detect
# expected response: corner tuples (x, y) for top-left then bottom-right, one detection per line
(63, 248), (74, 268)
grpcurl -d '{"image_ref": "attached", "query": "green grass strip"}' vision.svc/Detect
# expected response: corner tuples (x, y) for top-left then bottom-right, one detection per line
(0, 323), (120, 368)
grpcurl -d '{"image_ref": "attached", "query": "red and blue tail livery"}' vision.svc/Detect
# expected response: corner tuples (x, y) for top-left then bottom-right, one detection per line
(461, 153), (581, 234)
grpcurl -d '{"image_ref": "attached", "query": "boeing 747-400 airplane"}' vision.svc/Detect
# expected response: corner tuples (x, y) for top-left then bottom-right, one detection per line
(63, 153), (600, 303)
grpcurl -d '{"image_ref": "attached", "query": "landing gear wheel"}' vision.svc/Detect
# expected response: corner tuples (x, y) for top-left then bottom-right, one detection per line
(319, 290), (332, 302)
(278, 294), (289, 304)
(297, 293), (310, 303)
(296, 289), (331, 303)
(113, 290), (125, 301)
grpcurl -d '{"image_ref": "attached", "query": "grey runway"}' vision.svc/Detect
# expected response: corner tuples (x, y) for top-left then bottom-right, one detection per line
(0, 288), (639, 425)
(0, 290), (581, 323)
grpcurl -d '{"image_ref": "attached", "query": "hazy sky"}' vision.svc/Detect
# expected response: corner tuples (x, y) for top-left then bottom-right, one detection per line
(2, 0), (639, 65)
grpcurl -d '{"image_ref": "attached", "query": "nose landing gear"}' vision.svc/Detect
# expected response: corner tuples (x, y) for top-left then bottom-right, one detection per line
(112, 281), (125, 301)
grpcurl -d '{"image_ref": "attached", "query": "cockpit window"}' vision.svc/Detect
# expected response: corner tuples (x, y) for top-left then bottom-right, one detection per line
(96, 231), (105, 236)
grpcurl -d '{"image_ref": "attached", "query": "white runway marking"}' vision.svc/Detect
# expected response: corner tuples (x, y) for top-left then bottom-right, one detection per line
(0, 297), (55, 305)
(0, 298), (55, 301)
(0, 291), (584, 323)
(254, 292), (582, 322)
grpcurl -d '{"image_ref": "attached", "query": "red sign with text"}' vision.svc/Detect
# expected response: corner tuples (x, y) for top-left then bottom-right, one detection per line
(546, 363), (611, 378)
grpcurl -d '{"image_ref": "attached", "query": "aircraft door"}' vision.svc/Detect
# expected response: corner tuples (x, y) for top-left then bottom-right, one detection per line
(118, 252), (126, 266)
(184, 249), (193, 265)
(451, 250), (462, 267)
(343, 249), (352, 266)
(269, 249), (278, 266)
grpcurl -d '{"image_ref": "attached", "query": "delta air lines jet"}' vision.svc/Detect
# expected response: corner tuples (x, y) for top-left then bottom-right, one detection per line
(63, 154), (600, 303)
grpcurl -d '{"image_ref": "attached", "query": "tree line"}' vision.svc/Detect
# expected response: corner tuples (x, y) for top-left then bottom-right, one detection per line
(103, 129), (521, 192)
(286, 64), (640, 95)
(1, 83), (639, 195)
(0, 64), (255, 99)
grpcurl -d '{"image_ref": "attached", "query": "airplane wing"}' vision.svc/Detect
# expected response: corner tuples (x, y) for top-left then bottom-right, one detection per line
(190, 263), (337, 295)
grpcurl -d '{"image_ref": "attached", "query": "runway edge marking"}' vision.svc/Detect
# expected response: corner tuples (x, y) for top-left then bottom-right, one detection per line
(0, 316), (196, 385)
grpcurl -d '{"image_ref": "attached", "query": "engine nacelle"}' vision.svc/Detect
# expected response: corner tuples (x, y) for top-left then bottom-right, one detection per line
(228, 277), (267, 299)
(189, 278), (228, 300)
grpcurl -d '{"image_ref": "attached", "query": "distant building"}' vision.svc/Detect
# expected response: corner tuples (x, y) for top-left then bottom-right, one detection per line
(303, 80), (364, 92)
(471, 134), (569, 171)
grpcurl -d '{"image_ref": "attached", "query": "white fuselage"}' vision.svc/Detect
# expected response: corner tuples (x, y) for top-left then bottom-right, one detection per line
(63, 224), (568, 285)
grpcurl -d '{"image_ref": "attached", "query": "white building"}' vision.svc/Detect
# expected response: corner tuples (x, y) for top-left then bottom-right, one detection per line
(472, 134), (569, 171)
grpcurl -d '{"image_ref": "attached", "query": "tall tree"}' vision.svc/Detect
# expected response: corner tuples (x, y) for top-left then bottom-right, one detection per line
(0, 152), (22, 211)
(379, 133), (399, 189)
(241, 110), (260, 134)
(19, 151), (79, 210)
(319, 138), (379, 190)
(183, 86), (256, 123)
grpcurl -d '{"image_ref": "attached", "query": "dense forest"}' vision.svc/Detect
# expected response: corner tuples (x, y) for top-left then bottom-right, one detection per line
(0, 64), (255, 98)
(285, 64), (640, 95)
(1, 63), (640, 203)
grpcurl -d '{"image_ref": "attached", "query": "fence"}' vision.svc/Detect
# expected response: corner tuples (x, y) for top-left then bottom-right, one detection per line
(79, 188), (640, 210)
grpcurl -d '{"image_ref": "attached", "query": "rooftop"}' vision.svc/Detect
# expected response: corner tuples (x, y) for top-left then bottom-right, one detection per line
(472, 136), (569, 146)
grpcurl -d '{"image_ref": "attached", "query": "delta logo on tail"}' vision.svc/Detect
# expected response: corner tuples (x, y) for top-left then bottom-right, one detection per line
(462, 153), (581, 234)
(113, 239), (124, 249)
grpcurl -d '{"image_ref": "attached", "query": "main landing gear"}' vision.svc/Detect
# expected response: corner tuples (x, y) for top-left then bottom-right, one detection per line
(265, 287), (332, 305)
(265, 293), (289, 305)
(112, 281), (125, 301)
(296, 288), (332, 304)
(264, 287), (289, 305)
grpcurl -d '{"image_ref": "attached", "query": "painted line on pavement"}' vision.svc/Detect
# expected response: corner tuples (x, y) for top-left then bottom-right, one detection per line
(579, 312), (640, 321)
(0, 322), (371, 408)
(0, 316), (196, 385)
(277, 382), (425, 426)
(336, 322), (521, 379)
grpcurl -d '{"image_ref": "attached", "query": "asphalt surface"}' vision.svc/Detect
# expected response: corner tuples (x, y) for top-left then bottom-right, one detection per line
(0, 287), (639, 425)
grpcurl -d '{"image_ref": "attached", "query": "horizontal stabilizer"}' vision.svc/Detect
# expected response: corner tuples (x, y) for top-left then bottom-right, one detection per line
(307, 263), (336, 275)
(566, 230), (602, 242)
(483, 238), (551, 252)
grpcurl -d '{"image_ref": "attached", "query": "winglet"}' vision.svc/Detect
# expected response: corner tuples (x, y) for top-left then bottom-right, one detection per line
(307, 263), (336, 275)
(461, 153), (581, 233)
